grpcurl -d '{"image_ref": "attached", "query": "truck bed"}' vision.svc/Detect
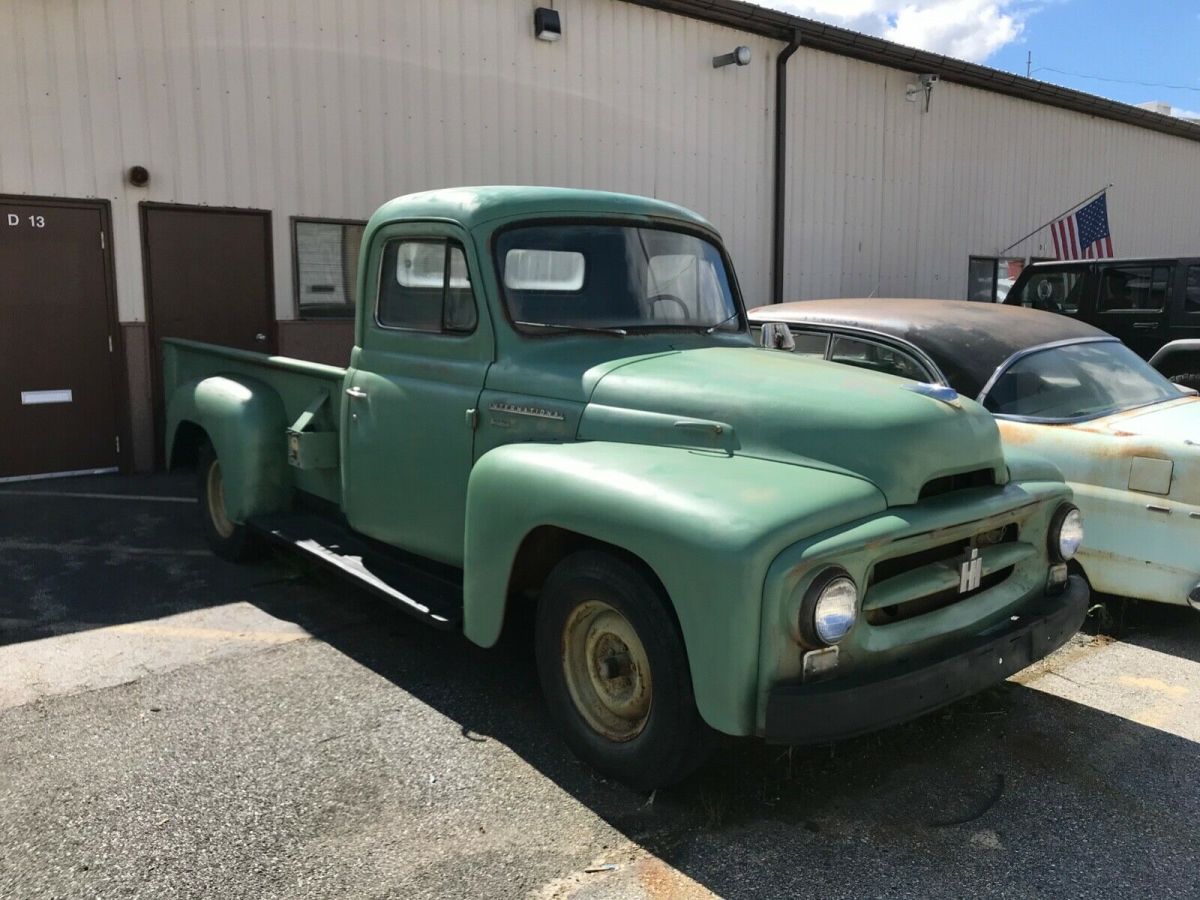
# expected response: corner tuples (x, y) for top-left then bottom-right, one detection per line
(162, 337), (348, 506)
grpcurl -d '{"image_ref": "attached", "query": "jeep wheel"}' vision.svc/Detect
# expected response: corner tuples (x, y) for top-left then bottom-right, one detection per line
(535, 550), (713, 789)
(1169, 373), (1200, 392)
(197, 440), (261, 562)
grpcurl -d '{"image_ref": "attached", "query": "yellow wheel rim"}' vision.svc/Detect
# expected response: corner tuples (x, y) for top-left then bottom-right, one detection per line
(205, 459), (236, 539)
(561, 600), (652, 741)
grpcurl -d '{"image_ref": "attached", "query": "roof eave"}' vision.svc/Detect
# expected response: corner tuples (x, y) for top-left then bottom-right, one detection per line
(625, 0), (1200, 145)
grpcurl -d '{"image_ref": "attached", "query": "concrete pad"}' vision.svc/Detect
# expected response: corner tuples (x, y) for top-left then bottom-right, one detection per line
(0, 602), (310, 710)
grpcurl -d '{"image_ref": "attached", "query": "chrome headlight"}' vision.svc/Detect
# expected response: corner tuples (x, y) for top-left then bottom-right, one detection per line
(801, 568), (859, 646)
(1048, 504), (1083, 562)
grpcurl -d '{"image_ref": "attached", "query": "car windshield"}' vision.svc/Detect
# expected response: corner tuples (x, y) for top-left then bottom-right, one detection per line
(496, 224), (741, 333)
(982, 340), (1180, 420)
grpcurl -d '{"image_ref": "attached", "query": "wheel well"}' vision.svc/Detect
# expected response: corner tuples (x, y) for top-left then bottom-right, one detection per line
(505, 525), (673, 616)
(169, 421), (209, 471)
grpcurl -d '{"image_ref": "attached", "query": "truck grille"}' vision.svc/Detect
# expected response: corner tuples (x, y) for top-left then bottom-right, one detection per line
(864, 523), (1020, 625)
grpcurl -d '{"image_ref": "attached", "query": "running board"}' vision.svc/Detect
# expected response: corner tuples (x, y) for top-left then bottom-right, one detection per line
(248, 512), (462, 629)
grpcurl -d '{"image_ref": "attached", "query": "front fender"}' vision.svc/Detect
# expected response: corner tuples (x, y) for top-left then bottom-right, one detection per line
(462, 441), (885, 735)
(1149, 339), (1200, 375)
(166, 375), (292, 522)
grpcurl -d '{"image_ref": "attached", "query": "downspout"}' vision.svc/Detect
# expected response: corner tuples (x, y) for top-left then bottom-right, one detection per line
(771, 29), (801, 303)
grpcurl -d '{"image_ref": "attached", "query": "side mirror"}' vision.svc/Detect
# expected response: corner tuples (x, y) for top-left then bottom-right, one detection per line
(759, 322), (796, 351)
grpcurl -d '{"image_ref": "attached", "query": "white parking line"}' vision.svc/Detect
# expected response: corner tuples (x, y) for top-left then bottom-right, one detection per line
(0, 490), (196, 503)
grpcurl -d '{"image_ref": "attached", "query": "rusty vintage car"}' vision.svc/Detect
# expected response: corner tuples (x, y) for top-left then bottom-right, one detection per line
(750, 299), (1200, 610)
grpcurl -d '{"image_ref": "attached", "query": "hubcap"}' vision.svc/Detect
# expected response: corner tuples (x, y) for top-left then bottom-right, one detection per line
(561, 600), (652, 741)
(206, 459), (235, 539)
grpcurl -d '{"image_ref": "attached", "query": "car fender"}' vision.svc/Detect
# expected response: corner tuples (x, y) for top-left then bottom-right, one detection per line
(166, 375), (292, 522)
(1149, 339), (1200, 376)
(462, 440), (886, 735)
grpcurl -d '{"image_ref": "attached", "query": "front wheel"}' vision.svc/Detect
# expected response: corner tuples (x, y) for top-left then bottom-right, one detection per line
(534, 550), (713, 789)
(197, 441), (261, 562)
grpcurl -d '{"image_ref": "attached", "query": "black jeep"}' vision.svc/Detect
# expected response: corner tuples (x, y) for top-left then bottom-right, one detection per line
(1004, 257), (1200, 388)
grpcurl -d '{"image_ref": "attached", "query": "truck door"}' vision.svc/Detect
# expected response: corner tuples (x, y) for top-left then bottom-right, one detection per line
(1168, 263), (1200, 343)
(1095, 263), (1172, 361)
(342, 224), (493, 566)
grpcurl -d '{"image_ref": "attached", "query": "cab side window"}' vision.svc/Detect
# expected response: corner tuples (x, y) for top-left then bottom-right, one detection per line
(829, 335), (930, 381)
(1185, 266), (1200, 314)
(1098, 265), (1170, 313)
(377, 240), (478, 333)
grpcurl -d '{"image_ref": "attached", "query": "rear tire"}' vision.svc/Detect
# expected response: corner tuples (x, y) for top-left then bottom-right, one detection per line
(1168, 373), (1200, 391)
(534, 549), (714, 790)
(197, 440), (261, 562)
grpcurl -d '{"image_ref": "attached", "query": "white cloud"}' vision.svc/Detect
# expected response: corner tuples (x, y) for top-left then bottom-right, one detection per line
(758, 0), (1027, 63)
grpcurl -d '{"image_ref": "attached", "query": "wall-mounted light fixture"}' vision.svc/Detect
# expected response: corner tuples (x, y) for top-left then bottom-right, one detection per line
(127, 165), (150, 187)
(905, 73), (939, 111)
(534, 7), (561, 42)
(713, 46), (751, 68)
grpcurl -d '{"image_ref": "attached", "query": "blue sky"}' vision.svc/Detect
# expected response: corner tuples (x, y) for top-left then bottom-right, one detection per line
(761, 1), (1200, 117)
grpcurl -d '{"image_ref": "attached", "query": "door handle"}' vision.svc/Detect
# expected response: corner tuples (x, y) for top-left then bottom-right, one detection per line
(1132, 322), (1159, 329)
(255, 332), (267, 342)
(345, 387), (368, 399)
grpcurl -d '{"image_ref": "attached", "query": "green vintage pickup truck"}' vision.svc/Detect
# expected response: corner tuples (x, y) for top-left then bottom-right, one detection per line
(165, 187), (1088, 788)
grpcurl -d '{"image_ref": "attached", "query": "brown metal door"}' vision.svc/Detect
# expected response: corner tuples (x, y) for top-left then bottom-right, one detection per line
(142, 205), (275, 462)
(0, 200), (122, 479)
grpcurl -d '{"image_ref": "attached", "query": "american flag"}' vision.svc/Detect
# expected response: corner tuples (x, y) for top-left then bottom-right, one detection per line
(1050, 193), (1113, 259)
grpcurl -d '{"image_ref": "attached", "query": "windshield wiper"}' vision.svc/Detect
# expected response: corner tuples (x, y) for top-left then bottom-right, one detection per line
(516, 320), (628, 336)
(702, 310), (741, 334)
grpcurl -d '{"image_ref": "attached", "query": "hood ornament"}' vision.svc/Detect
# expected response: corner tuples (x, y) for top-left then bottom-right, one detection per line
(904, 382), (961, 408)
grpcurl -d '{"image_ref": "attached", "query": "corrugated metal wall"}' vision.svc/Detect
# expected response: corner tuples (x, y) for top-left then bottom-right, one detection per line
(0, 0), (779, 321)
(782, 48), (1200, 300)
(5, 0), (1200, 314)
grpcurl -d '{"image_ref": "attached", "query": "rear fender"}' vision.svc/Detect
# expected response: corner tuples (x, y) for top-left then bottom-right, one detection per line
(166, 375), (292, 522)
(462, 440), (885, 735)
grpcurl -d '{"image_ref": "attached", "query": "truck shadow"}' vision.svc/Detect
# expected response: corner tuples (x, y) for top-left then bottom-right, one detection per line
(267, 568), (1200, 898)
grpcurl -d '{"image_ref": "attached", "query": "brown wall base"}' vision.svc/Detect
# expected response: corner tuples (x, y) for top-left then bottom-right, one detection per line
(277, 320), (355, 367)
(121, 322), (155, 473)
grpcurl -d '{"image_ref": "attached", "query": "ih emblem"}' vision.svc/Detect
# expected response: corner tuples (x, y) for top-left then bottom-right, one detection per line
(959, 547), (983, 593)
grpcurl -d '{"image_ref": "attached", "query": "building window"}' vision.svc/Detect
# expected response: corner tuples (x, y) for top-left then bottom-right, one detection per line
(294, 219), (366, 318)
(967, 256), (1025, 302)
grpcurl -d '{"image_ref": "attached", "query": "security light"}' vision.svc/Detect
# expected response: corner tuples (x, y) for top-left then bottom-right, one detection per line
(534, 7), (561, 42)
(713, 46), (751, 68)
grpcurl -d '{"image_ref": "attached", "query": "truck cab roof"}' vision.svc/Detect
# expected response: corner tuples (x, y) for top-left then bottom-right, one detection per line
(368, 186), (715, 233)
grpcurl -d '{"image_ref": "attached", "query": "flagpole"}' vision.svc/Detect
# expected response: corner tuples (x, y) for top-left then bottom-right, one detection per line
(997, 183), (1113, 256)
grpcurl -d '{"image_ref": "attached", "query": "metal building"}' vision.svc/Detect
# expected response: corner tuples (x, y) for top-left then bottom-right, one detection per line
(3, 0), (1199, 477)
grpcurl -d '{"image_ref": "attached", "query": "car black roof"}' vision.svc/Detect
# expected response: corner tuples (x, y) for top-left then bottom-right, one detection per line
(748, 298), (1110, 398)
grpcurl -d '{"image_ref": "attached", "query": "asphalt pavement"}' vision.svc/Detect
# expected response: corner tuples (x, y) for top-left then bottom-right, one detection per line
(2, 474), (1199, 899)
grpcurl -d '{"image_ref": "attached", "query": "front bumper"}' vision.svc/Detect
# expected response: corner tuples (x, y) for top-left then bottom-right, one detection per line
(763, 575), (1089, 743)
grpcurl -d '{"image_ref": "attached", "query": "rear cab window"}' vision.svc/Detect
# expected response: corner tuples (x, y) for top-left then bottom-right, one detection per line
(828, 335), (931, 381)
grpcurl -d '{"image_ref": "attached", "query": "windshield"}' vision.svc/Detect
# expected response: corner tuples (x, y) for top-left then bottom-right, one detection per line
(495, 224), (741, 333)
(982, 340), (1180, 420)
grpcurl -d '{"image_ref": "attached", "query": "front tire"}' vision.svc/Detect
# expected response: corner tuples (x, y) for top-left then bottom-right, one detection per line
(534, 550), (713, 789)
(197, 441), (261, 562)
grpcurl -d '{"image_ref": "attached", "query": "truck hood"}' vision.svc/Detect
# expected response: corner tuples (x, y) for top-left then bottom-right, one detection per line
(578, 347), (1006, 507)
